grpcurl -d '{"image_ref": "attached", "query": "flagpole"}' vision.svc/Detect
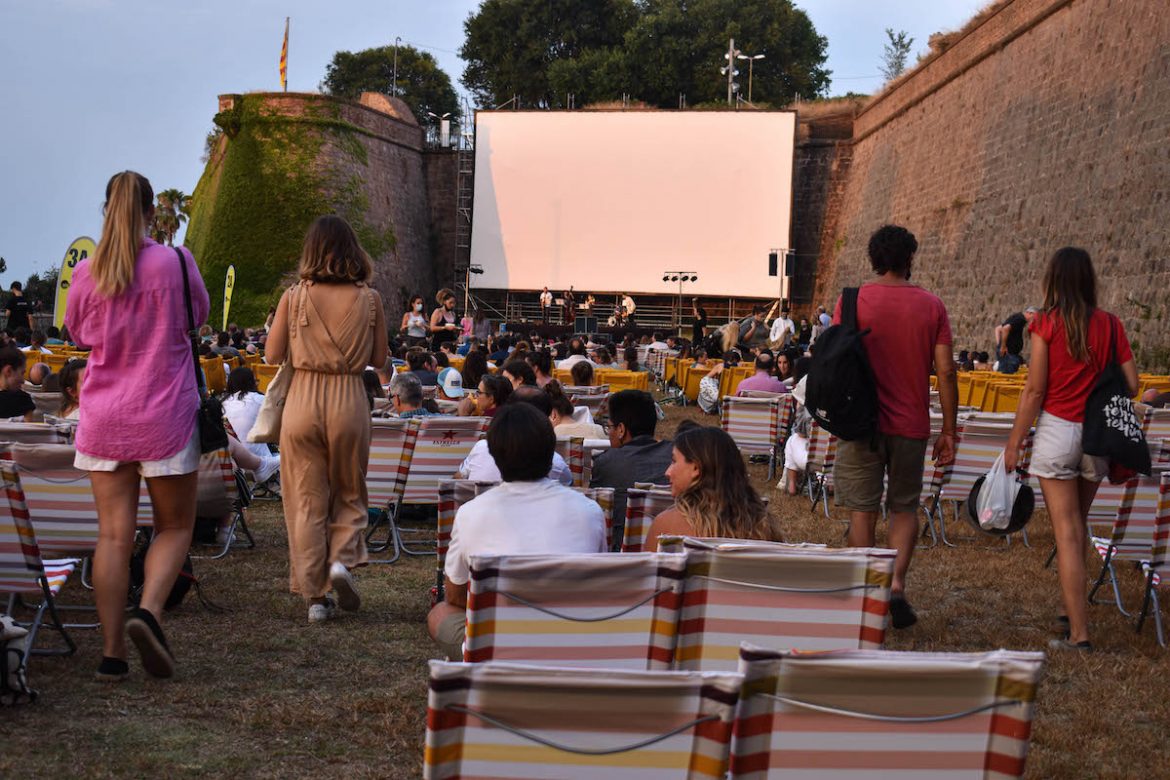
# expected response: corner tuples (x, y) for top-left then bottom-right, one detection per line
(281, 17), (289, 92)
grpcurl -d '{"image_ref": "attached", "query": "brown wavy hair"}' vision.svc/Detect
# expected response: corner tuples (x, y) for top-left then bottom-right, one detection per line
(672, 426), (780, 541)
(298, 215), (373, 283)
(1041, 247), (1097, 362)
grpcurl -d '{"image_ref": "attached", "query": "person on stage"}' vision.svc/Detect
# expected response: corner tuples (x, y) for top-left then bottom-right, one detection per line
(562, 286), (575, 324)
(539, 287), (553, 323)
(621, 293), (636, 326)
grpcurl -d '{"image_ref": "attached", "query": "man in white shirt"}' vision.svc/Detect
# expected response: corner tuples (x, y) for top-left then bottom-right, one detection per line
(427, 403), (606, 659)
(769, 307), (795, 349)
(648, 332), (669, 350)
(458, 384), (573, 483)
(556, 337), (595, 370)
(539, 287), (553, 323)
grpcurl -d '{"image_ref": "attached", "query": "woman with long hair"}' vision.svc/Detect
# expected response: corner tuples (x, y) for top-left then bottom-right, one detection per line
(429, 288), (460, 350)
(400, 294), (428, 347)
(545, 380), (605, 439)
(646, 425), (781, 547)
(221, 366), (281, 483)
(66, 171), (209, 681)
(58, 357), (86, 420)
(459, 349), (489, 396)
(265, 215), (388, 623)
(1005, 247), (1138, 652)
(526, 348), (554, 388)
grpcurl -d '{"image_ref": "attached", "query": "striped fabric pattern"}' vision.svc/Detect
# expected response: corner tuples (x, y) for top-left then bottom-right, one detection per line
(0, 462), (45, 593)
(555, 436), (587, 488)
(1090, 468), (1170, 564)
(806, 422), (837, 497)
(135, 448), (236, 527)
(776, 395), (796, 451)
(367, 418), (419, 513)
(721, 397), (781, 457)
(403, 417), (489, 505)
(465, 552), (686, 669)
(1143, 407), (1170, 442)
(732, 646), (1046, 779)
(939, 421), (1029, 504)
(7, 444), (99, 556)
(622, 487), (676, 553)
(41, 558), (79, 596)
(659, 537), (895, 673)
(578, 487), (616, 550)
(0, 422), (72, 445)
(425, 660), (741, 779)
(1139, 473), (1170, 612)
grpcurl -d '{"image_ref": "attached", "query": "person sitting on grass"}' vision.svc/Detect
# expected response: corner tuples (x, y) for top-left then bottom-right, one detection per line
(646, 425), (781, 549)
(0, 346), (36, 421)
(427, 403), (606, 660)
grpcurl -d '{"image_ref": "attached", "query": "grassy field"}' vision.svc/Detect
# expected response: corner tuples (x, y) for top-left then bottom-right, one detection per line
(2, 404), (1167, 778)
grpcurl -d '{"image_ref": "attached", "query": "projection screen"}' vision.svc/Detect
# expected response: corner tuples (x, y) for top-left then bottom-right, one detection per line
(470, 110), (795, 299)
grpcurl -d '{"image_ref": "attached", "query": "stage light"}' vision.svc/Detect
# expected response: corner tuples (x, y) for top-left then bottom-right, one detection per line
(662, 275), (670, 282)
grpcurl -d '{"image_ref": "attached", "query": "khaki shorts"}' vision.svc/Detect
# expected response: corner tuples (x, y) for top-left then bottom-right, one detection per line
(435, 611), (466, 661)
(834, 434), (928, 514)
(1030, 412), (1107, 482)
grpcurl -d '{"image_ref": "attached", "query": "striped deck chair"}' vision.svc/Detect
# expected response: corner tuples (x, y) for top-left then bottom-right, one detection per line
(364, 418), (419, 562)
(1136, 471), (1170, 647)
(6, 444), (99, 559)
(425, 660), (741, 779)
(1087, 466), (1170, 615)
(0, 421), (71, 445)
(570, 392), (609, 424)
(578, 486), (616, 551)
(722, 396), (782, 480)
(621, 486), (676, 553)
(0, 462), (78, 656)
(1143, 406), (1170, 443)
(435, 479), (498, 600)
(731, 645), (1046, 779)
(661, 537), (895, 672)
(465, 552), (686, 668)
(135, 446), (238, 533)
(402, 417), (489, 506)
(555, 436), (587, 487)
(805, 421), (837, 519)
(937, 419), (1030, 544)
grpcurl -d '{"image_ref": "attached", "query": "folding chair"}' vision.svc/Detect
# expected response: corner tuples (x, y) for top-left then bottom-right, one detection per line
(1142, 405), (1170, 442)
(661, 537), (895, 672)
(435, 479), (498, 600)
(721, 396), (782, 480)
(465, 551), (686, 668)
(0, 462), (78, 656)
(1088, 467), (1170, 616)
(554, 436), (586, 487)
(254, 363), (279, 392)
(805, 421), (837, 519)
(621, 486), (676, 553)
(577, 486), (616, 550)
(6, 444), (100, 560)
(425, 660), (740, 780)
(0, 421), (71, 445)
(731, 645), (1046, 779)
(402, 416), (489, 507)
(1136, 471), (1170, 647)
(364, 418), (419, 563)
(937, 419), (1030, 546)
(569, 392), (608, 424)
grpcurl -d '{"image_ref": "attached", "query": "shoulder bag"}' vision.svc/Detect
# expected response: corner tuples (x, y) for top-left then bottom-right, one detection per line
(176, 249), (228, 453)
(247, 284), (297, 443)
(1081, 314), (1150, 477)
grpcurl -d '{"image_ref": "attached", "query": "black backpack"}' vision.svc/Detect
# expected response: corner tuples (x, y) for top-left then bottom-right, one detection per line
(805, 288), (879, 441)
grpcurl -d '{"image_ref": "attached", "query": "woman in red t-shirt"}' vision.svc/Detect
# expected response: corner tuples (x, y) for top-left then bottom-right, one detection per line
(1005, 247), (1139, 652)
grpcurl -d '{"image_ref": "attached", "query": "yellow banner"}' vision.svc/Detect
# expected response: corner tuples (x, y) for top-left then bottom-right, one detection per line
(54, 236), (95, 330)
(222, 265), (235, 331)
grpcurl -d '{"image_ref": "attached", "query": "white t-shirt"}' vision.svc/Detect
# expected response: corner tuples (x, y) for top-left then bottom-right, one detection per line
(540, 291), (553, 307)
(770, 317), (795, 345)
(459, 439), (573, 486)
(649, 341), (669, 350)
(445, 479), (607, 585)
(557, 354), (595, 370)
(222, 392), (269, 459)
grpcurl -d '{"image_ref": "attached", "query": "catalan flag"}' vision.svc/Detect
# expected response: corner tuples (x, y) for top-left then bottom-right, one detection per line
(279, 18), (289, 91)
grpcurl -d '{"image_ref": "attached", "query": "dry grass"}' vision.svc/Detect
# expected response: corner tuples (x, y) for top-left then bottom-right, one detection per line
(2, 402), (1168, 778)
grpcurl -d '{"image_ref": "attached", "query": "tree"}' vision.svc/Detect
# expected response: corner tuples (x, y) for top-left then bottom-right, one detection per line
(0, 258), (7, 276)
(321, 45), (461, 125)
(880, 28), (914, 82)
(23, 269), (58, 314)
(150, 189), (191, 247)
(460, 0), (830, 108)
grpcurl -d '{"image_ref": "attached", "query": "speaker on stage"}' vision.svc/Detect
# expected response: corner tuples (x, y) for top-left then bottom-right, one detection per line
(574, 316), (598, 333)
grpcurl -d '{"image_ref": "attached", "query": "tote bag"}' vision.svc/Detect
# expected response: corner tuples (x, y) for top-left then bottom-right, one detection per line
(1081, 315), (1150, 475)
(248, 285), (299, 444)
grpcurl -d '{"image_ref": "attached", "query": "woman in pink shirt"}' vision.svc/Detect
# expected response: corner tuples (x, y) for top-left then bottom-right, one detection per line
(66, 171), (210, 682)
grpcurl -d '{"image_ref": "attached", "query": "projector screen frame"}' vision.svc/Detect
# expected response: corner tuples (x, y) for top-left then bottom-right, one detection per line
(468, 109), (798, 302)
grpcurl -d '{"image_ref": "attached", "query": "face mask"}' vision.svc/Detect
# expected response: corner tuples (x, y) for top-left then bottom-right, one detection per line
(413, 303), (422, 312)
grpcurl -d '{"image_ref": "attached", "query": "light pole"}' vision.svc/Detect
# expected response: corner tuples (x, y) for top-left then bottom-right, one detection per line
(662, 271), (699, 335)
(392, 36), (402, 97)
(720, 38), (740, 106)
(736, 53), (765, 103)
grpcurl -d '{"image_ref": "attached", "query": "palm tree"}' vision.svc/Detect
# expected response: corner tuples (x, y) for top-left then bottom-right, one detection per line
(151, 189), (192, 246)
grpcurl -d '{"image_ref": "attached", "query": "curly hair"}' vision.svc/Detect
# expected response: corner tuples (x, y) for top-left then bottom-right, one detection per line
(867, 224), (918, 277)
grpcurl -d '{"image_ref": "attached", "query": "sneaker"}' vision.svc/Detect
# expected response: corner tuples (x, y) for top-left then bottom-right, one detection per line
(308, 598), (337, 623)
(888, 595), (918, 630)
(1048, 638), (1092, 653)
(94, 656), (129, 683)
(125, 607), (175, 679)
(253, 455), (280, 485)
(330, 562), (361, 612)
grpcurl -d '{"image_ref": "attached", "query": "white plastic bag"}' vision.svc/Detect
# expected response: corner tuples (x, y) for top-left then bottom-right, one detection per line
(976, 453), (1020, 531)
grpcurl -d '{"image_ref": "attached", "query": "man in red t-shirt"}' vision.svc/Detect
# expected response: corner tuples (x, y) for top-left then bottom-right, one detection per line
(831, 225), (958, 629)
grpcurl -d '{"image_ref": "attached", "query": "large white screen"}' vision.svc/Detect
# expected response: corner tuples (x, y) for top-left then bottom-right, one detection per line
(470, 111), (795, 299)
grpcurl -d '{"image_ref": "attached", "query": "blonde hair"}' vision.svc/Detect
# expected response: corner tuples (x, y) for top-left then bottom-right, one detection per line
(435, 287), (456, 306)
(298, 215), (373, 283)
(673, 426), (780, 541)
(93, 171), (153, 297)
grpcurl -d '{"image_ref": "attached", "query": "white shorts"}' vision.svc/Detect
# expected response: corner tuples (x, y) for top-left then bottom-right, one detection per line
(75, 429), (202, 478)
(784, 433), (809, 472)
(1029, 412), (1107, 482)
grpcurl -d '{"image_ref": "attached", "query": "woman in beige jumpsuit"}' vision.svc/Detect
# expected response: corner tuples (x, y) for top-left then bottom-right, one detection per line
(265, 216), (388, 622)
